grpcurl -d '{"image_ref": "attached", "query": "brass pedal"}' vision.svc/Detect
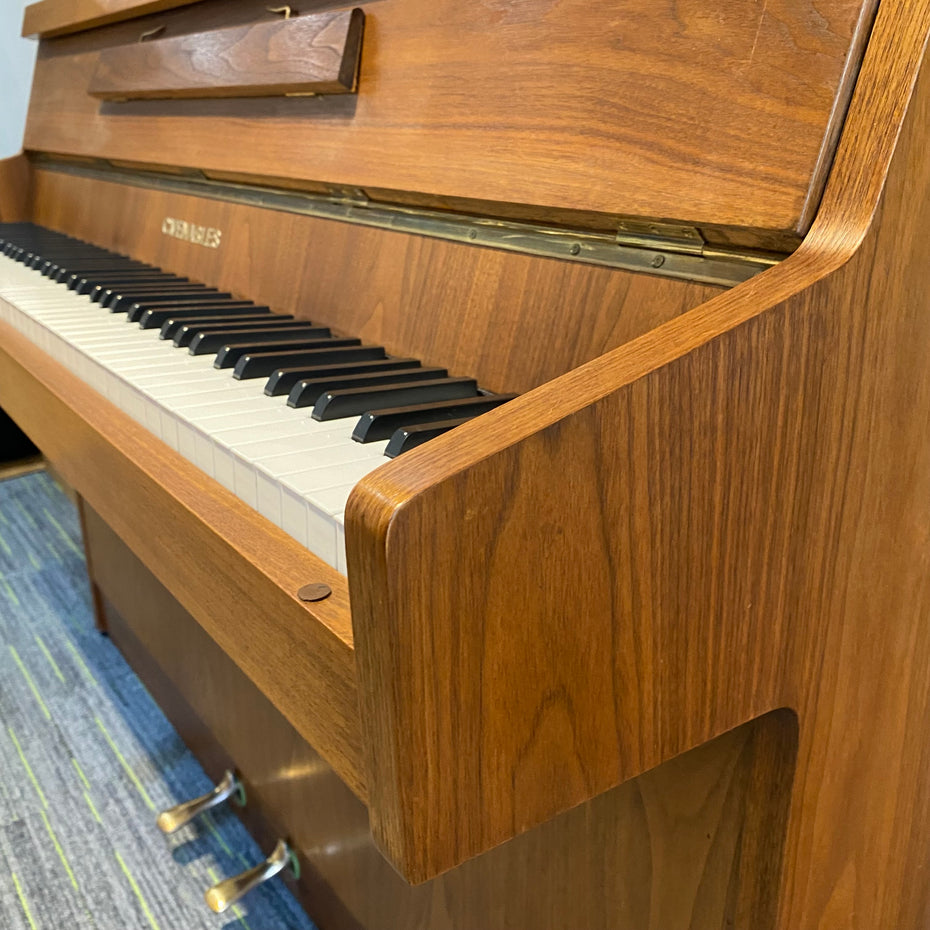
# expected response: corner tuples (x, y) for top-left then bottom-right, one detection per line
(205, 839), (298, 913)
(156, 770), (245, 834)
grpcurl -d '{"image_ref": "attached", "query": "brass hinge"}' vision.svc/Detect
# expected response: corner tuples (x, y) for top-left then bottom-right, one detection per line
(615, 219), (705, 256)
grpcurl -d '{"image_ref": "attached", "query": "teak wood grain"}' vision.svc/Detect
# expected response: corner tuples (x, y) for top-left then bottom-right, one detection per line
(85, 501), (796, 930)
(347, 0), (930, 911)
(0, 156), (33, 223)
(88, 10), (364, 100)
(9, 0), (930, 922)
(0, 321), (366, 800)
(27, 169), (723, 397)
(23, 0), (202, 37)
(24, 0), (876, 237)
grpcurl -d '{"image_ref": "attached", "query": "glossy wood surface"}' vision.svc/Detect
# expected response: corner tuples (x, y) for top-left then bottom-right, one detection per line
(86, 501), (796, 930)
(24, 0), (876, 236)
(28, 169), (723, 396)
(89, 10), (364, 100)
(0, 320), (366, 799)
(7, 0), (930, 919)
(348, 0), (930, 902)
(0, 156), (33, 223)
(23, 0), (202, 37)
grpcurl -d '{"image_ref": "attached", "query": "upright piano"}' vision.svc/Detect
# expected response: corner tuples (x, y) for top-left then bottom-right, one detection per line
(1, 0), (929, 927)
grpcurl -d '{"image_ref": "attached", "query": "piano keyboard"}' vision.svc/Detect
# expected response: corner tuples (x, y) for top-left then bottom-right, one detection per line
(0, 224), (513, 571)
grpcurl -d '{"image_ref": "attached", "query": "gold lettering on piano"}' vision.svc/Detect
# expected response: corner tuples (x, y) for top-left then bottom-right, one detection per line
(161, 217), (223, 249)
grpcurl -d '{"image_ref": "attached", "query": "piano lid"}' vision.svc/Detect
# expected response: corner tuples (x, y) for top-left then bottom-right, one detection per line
(22, 0), (878, 247)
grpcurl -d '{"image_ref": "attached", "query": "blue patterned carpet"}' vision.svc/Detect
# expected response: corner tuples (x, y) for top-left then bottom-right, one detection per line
(0, 470), (317, 930)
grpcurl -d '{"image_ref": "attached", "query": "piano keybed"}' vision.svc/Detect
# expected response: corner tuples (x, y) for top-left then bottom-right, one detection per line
(0, 222), (512, 570)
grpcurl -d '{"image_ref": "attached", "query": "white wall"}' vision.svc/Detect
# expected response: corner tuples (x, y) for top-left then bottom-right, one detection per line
(0, 1), (37, 159)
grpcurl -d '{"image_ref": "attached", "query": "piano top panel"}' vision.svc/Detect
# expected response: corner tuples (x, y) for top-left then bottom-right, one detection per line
(23, 0), (201, 37)
(22, 0), (877, 239)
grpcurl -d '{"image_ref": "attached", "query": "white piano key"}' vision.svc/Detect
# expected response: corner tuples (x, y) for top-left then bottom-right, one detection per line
(282, 461), (385, 505)
(335, 520), (347, 574)
(175, 395), (285, 423)
(307, 482), (370, 517)
(0, 241), (412, 571)
(145, 402), (164, 436)
(256, 471), (284, 525)
(255, 443), (385, 478)
(142, 375), (240, 398)
(234, 455), (259, 507)
(159, 411), (179, 449)
(230, 429), (353, 460)
(164, 384), (265, 411)
(212, 422), (315, 488)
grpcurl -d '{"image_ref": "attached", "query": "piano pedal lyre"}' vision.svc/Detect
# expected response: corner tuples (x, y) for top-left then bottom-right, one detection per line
(156, 770), (245, 834)
(205, 839), (299, 913)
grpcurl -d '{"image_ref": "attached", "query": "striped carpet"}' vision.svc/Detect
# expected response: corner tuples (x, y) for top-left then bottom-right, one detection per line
(0, 469), (317, 930)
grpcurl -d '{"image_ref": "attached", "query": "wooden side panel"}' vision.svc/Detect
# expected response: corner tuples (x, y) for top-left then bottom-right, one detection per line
(86, 501), (796, 930)
(23, 0), (876, 235)
(29, 169), (723, 396)
(348, 0), (930, 908)
(0, 156), (33, 223)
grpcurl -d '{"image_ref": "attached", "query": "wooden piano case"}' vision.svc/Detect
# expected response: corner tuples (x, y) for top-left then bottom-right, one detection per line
(3, 0), (930, 927)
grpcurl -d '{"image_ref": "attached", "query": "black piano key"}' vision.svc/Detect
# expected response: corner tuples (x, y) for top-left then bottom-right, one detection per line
(139, 302), (264, 329)
(62, 260), (148, 277)
(76, 274), (173, 295)
(187, 324), (330, 353)
(70, 266), (163, 283)
(352, 394), (516, 442)
(55, 262), (146, 282)
(287, 367), (448, 408)
(313, 378), (479, 421)
(72, 267), (162, 284)
(165, 313), (288, 343)
(26, 242), (107, 254)
(101, 283), (213, 309)
(74, 271), (171, 293)
(104, 285), (215, 311)
(236, 345), (391, 381)
(214, 337), (361, 369)
(126, 294), (234, 321)
(90, 276), (187, 301)
(384, 417), (473, 458)
(49, 259), (146, 279)
(57, 257), (147, 271)
(262, 357), (420, 392)
(34, 251), (114, 265)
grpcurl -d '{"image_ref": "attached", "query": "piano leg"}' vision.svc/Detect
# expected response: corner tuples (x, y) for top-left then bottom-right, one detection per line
(75, 496), (108, 634)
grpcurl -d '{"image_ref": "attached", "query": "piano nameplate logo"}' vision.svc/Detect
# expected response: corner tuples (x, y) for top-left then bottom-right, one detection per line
(161, 217), (222, 249)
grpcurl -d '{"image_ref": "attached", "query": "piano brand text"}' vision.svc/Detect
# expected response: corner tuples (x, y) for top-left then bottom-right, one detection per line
(161, 217), (222, 249)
